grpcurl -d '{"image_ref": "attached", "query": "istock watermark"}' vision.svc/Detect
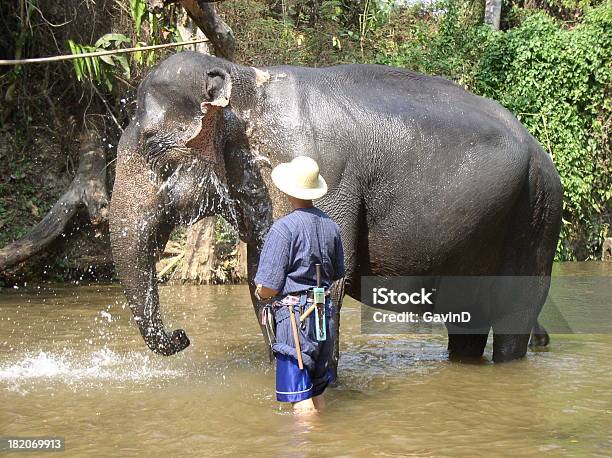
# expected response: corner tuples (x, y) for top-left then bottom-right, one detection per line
(372, 288), (434, 306)
(372, 311), (471, 324)
(360, 276), (612, 335)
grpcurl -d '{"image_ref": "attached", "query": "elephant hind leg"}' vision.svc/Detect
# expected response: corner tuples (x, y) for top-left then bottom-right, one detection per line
(492, 145), (562, 362)
(448, 333), (488, 361)
(328, 277), (347, 383)
(492, 333), (531, 362)
(492, 311), (551, 360)
(491, 276), (549, 362)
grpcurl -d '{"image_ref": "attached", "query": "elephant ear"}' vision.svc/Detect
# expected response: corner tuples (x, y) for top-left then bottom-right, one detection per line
(185, 68), (232, 166)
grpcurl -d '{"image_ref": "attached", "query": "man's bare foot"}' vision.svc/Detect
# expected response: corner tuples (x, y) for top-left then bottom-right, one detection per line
(312, 394), (326, 410)
(293, 398), (317, 415)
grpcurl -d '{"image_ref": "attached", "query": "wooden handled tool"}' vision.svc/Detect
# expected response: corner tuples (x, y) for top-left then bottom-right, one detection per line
(288, 304), (304, 370)
(299, 263), (322, 321)
(300, 303), (317, 321)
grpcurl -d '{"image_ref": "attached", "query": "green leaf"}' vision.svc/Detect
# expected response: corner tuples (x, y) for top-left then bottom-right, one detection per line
(91, 56), (100, 78)
(130, 0), (147, 35)
(99, 55), (116, 66)
(113, 55), (131, 79)
(82, 56), (92, 79)
(133, 42), (145, 65)
(67, 40), (83, 80)
(95, 33), (131, 48)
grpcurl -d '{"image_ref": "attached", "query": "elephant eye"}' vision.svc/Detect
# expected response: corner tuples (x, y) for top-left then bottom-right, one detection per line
(142, 128), (156, 140)
(143, 131), (184, 174)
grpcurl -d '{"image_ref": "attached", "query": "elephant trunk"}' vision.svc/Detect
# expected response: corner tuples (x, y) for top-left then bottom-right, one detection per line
(109, 144), (189, 356)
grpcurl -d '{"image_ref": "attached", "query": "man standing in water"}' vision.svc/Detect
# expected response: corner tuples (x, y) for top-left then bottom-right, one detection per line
(255, 156), (345, 415)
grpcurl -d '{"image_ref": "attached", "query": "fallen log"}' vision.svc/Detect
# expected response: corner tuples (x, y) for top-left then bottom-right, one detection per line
(0, 131), (109, 271)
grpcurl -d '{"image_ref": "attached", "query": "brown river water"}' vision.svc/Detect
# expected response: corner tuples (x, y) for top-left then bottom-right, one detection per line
(1, 262), (611, 456)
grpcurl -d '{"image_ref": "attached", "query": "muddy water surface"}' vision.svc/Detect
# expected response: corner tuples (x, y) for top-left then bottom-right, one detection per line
(1, 263), (611, 456)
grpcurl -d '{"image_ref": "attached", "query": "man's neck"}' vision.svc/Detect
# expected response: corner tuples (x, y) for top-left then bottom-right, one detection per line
(289, 196), (314, 209)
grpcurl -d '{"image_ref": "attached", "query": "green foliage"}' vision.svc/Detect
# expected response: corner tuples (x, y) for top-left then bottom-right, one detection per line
(373, 1), (486, 84)
(67, 34), (132, 91)
(473, 6), (611, 259)
(130, 0), (147, 35)
(215, 216), (239, 246)
(66, 0), (179, 90)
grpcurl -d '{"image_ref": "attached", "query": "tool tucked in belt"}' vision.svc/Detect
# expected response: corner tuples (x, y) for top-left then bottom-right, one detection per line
(259, 292), (319, 366)
(273, 294), (326, 306)
(299, 264), (327, 341)
(260, 304), (276, 350)
(261, 264), (329, 369)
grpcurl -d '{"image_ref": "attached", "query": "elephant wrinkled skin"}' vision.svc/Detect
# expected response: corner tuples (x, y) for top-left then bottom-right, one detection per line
(109, 52), (562, 364)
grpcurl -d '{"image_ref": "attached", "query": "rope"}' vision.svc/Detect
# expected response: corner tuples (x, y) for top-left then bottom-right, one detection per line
(0, 38), (209, 66)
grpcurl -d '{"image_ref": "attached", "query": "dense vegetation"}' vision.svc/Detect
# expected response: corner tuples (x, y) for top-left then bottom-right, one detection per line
(0, 0), (609, 284)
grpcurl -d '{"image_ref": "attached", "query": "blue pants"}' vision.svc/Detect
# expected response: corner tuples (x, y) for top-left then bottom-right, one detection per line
(272, 298), (335, 403)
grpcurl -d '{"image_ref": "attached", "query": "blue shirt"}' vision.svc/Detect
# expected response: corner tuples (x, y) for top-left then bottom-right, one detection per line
(254, 207), (345, 295)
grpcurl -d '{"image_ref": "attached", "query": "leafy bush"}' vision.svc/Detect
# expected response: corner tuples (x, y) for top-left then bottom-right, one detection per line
(67, 34), (132, 90)
(474, 5), (611, 259)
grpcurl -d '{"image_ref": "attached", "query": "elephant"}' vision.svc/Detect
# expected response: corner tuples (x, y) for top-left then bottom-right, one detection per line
(109, 51), (562, 367)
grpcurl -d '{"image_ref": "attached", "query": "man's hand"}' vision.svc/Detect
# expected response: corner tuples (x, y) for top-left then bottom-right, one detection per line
(256, 284), (278, 300)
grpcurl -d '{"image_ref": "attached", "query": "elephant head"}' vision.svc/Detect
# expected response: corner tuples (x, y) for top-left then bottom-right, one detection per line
(109, 54), (248, 356)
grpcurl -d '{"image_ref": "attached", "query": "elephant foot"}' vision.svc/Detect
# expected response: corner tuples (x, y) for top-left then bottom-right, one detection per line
(492, 333), (530, 362)
(143, 328), (191, 356)
(447, 333), (488, 361)
(528, 321), (550, 347)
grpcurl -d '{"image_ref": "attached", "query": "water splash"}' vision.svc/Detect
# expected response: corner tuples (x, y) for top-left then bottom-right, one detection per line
(0, 349), (182, 386)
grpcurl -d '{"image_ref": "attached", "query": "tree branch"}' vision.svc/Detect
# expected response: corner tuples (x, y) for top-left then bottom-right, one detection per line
(0, 131), (109, 270)
(172, 1), (235, 60)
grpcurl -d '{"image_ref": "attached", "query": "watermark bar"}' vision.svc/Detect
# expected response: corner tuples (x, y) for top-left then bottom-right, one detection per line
(0, 437), (64, 453)
(360, 276), (612, 335)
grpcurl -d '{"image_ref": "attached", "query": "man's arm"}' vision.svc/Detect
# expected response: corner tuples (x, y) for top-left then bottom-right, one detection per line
(254, 224), (291, 299)
(256, 284), (278, 300)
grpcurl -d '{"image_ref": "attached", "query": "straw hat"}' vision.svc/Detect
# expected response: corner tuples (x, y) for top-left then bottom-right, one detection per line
(271, 156), (328, 200)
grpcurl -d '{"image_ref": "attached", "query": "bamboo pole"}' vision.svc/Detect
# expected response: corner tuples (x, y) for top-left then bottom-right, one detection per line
(0, 38), (209, 66)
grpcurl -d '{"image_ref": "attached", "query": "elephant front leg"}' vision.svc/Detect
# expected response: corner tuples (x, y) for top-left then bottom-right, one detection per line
(328, 277), (346, 383)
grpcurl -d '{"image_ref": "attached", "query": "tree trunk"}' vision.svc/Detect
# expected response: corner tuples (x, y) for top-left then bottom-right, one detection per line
(150, 0), (235, 60)
(177, 217), (217, 283)
(176, 5), (212, 54)
(234, 240), (248, 282)
(484, 0), (502, 30)
(0, 131), (109, 271)
(180, 1), (235, 60)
